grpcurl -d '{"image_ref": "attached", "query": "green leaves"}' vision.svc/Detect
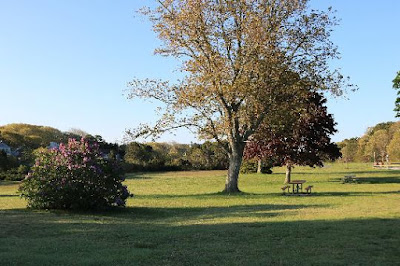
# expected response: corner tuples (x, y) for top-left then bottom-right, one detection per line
(393, 71), (400, 117)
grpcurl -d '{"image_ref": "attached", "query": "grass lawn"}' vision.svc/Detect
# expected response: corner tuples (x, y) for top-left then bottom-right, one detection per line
(0, 163), (399, 265)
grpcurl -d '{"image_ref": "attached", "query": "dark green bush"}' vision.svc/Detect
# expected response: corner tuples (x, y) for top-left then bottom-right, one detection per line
(240, 159), (258, 174)
(0, 165), (29, 181)
(240, 159), (273, 174)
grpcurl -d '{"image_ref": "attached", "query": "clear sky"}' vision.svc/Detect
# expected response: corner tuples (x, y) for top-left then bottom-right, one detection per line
(0, 0), (399, 144)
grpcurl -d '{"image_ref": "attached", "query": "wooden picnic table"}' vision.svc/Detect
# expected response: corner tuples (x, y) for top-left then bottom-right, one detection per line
(288, 180), (306, 194)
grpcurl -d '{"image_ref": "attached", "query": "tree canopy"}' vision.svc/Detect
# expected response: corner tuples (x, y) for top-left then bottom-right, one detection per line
(128, 0), (351, 192)
(244, 91), (341, 183)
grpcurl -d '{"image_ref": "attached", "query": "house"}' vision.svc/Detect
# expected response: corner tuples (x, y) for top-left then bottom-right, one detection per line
(47, 142), (59, 150)
(0, 141), (12, 155)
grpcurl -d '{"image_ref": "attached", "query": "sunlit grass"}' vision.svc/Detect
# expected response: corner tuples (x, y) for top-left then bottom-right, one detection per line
(1, 163), (399, 265)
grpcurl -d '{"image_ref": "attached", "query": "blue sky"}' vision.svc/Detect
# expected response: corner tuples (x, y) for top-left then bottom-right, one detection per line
(0, 0), (399, 144)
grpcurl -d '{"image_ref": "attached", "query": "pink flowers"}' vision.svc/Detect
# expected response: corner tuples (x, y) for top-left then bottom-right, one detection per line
(19, 138), (130, 210)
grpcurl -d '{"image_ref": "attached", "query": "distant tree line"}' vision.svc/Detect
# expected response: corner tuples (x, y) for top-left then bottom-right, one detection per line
(0, 124), (231, 181)
(0, 124), (122, 180)
(122, 141), (228, 172)
(338, 121), (400, 163)
(3, 120), (400, 181)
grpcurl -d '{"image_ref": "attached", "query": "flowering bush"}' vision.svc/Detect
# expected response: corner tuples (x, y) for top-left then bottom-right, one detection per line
(19, 138), (130, 210)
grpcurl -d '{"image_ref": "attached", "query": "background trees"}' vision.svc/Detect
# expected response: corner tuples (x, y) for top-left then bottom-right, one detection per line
(338, 121), (400, 163)
(123, 141), (228, 171)
(2, 120), (400, 179)
(339, 138), (358, 163)
(387, 131), (400, 161)
(129, 0), (349, 192)
(0, 124), (68, 150)
(0, 124), (123, 181)
(187, 141), (228, 170)
(365, 130), (390, 163)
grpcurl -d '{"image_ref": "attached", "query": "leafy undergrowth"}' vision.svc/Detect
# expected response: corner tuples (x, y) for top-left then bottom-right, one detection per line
(0, 163), (399, 265)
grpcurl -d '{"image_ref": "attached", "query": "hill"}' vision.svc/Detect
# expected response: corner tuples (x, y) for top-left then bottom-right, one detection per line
(0, 123), (69, 149)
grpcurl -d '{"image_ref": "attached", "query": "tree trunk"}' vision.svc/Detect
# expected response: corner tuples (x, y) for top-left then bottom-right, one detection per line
(284, 163), (292, 184)
(224, 143), (245, 193)
(257, 158), (262, 174)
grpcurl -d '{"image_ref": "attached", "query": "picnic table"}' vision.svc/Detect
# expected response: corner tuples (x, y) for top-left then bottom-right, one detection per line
(288, 180), (306, 194)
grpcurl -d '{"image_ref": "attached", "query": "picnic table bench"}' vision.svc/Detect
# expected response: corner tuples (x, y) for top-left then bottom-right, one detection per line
(304, 185), (313, 194)
(281, 185), (291, 194)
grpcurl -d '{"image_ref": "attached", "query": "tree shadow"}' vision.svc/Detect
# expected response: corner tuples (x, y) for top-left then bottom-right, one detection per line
(135, 188), (399, 200)
(326, 170), (400, 175)
(135, 191), (278, 199)
(0, 180), (20, 186)
(100, 202), (326, 222)
(328, 176), (400, 184)
(291, 169), (400, 176)
(0, 208), (398, 265)
(313, 191), (400, 197)
(356, 177), (400, 184)
(125, 173), (153, 180)
(0, 194), (19, 197)
(0, 202), (326, 225)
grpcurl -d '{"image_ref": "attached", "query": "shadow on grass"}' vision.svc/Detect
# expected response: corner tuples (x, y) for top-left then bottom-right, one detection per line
(0, 181), (20, 186)
(135, 188), (400, 200)
(0, 194), (19, 197)
(293, 169), (400, 176)
(328, 170), (400, 175)
(0, 208), (398, 265)
(312, 191), (400, 197)
(328, 176), (400, 184)
(135, 191), (279, 199)
(125, 171), (229, 180)
(0, 202), (324, 225)
(356, 177), (400, 184)
(125, 173), (153, 180)
(104, 202), (326, 222)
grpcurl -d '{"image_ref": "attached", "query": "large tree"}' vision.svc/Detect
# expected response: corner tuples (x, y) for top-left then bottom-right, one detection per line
(128, 0), (350, 193)
(244, 91), (341, 183)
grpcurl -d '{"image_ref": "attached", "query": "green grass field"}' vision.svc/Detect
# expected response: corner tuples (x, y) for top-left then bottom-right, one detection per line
(1, 163), (399, 265)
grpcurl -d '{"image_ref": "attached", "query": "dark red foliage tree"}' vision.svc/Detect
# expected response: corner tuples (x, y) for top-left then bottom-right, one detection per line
(244, 91), (341, 183)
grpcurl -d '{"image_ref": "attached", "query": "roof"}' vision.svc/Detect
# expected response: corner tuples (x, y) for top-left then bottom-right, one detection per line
(0, 142), (11, 149)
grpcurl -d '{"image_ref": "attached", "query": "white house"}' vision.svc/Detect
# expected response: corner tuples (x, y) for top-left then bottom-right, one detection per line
(48, 142), (59, 150)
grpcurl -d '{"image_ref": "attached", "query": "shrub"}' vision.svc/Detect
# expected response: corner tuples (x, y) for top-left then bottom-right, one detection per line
(240, 159), (258, 174)
(0, 150), (18, 172)
(19, 138), (130, 210)
(240, 159), (273, 174)
(0, 165), (29, 181)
